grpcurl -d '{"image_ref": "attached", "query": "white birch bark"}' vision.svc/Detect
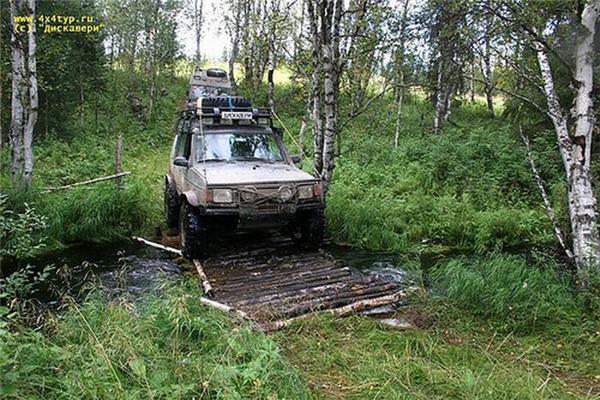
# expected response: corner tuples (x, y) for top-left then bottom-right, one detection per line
(433, 60), (447, 132)
(194, 0), (203, 62)
(9, 0), (26, 186)
(482, 0), (494, 115)
(321, 0), (343, 192)
(23, 0), (37, 185)
(535, 0), (600, 286)
(393, 0), (410, 148)
(307, 0), (324, 175)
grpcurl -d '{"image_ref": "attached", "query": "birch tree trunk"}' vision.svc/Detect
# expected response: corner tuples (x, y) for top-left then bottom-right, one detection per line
(23, 0), (37, 185)
(433, 61), (452, 132)
(267, 49), (276, 109)
(9, 0), (26, 187)
(307, 0), (324, 175)
(194, 0), (203, 62)
(320, 0), (343, 192)
(393, 0), (410, 147)
(482, 0), (494, 115)
(535, 0), (600, 287)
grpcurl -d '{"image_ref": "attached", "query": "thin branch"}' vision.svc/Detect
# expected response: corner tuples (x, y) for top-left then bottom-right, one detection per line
(519, 126), (573, 261)
(464, 73), (548, 116)
(43, 172), (131, 193)
(338, 84), (396, 130)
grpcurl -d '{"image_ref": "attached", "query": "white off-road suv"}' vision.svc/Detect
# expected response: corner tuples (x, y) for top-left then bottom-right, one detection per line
(164, 96), (324, 259)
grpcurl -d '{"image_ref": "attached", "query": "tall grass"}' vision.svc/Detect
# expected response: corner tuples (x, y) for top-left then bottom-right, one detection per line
(274, 315), (588, 399)
(1, 280), (312, 399)
(431, 254), (583, 332)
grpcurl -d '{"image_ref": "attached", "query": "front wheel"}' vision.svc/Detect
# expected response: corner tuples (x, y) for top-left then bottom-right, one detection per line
(290, 209), (324, 250)
(179, 201), (208, 259)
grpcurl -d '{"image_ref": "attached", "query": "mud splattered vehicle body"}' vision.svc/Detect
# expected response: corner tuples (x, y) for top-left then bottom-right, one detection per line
(165, 92), (324, 258)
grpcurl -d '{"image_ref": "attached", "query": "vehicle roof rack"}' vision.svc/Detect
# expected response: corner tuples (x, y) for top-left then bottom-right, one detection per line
(198, 106), (273, 128)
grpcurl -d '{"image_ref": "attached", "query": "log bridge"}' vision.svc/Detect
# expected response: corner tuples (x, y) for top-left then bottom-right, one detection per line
(135, 234), (419, 330)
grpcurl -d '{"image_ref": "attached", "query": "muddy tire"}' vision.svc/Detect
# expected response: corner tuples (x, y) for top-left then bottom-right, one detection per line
(164, 180), (179, 229)
(179, 201), (208, 259)
(290, 209), (324, 250)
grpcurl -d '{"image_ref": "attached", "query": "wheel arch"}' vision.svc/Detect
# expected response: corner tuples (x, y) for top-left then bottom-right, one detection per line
(180, 190), (200, 208)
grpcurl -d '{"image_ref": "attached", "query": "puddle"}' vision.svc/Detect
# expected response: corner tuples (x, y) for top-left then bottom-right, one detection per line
(2, 243), (183, 305)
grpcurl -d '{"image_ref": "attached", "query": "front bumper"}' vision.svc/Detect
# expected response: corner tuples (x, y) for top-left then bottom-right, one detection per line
(199, 201), (323, 217)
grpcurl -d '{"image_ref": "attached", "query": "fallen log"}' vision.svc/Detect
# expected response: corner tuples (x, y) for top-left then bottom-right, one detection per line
(257, 286), (422, 332)
(193, 259), (214, 297)
(200, 297), (249, 319)
(132, 236), (182, 256)
(43, 172), (131, 193)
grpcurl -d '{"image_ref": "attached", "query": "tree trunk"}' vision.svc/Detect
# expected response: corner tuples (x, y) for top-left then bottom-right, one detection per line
(482, 0), (493, 115)
(433, 61), (451, 132)
(534, 0), (600, 287)
(320, 0), (342, 193)
(9, 0), (26, 187)
(307, 0), (323, 175)
(194, 0), (203, 62)
(23, 0), (37, 185)
(469, 62), (475, 102)
(394, 71), (404, 147)
(267, 48), (276, 109)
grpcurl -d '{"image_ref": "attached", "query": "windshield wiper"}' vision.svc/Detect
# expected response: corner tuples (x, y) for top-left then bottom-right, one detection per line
(236, 156), (270, 162)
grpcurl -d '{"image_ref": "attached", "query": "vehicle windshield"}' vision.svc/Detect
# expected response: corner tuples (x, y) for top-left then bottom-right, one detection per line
(195, 132), (284, 162)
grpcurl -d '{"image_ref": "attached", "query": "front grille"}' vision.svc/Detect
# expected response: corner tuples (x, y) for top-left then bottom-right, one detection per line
(237, 185), (297, 205)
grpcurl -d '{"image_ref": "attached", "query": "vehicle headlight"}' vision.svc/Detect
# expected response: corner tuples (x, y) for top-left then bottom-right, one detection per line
(298, 185), (313, 199)
(278, 186), (294, 202)
(212, 189), (233, 203)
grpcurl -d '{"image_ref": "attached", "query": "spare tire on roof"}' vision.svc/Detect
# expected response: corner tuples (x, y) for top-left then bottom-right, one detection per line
(200, 96), (251, 108)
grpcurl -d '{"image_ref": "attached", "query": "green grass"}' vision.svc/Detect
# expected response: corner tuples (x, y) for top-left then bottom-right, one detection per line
(431, 254), (583, 333)
(1, 279), (312, 399)
(274, 311), (598, 399)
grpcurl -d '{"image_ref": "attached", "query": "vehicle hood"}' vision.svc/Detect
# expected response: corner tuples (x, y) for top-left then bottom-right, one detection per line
(193, 162), (317, 186)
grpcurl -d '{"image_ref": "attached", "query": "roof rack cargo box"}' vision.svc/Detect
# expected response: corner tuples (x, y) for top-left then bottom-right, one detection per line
(189, 66), (232, 89)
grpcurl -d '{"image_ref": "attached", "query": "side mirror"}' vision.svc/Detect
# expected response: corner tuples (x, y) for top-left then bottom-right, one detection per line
(290, 155), (302, 164)
(173, 156), (189, 167)
(272, 127), (282, 138)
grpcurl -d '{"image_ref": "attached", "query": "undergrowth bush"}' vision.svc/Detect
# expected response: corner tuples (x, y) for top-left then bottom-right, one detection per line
(431, 254), (582, 332)
(0, 280), (311, 399)
(39, 181), (150, 243)
(325, 95), (557, 253)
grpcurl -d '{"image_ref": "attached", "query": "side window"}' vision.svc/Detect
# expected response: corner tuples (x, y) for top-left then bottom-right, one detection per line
(174, 134), (186, 158)
(183, 134), (192, 159)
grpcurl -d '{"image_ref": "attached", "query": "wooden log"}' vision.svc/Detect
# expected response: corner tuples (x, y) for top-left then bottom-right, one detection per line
(234, 276), (381, 308)
(193, 259), (214, 297)
(215, 264), (348, 288)
(132, 236), (182, 256)
(219, 268), (352, 297)
(250, 281), (401, 319)
(44, 172), (131, 193)
(258, 286), (421, 332)
(200, 297), (249, 319)
(262, 283), (402, 319)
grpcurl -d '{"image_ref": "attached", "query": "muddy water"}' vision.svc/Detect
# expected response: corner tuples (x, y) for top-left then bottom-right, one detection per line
(4, 243), (183, 305)
(5, 239), (415, 307)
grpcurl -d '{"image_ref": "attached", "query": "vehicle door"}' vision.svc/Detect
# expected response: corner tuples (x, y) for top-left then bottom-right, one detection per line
(172, 132), (192, 191)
